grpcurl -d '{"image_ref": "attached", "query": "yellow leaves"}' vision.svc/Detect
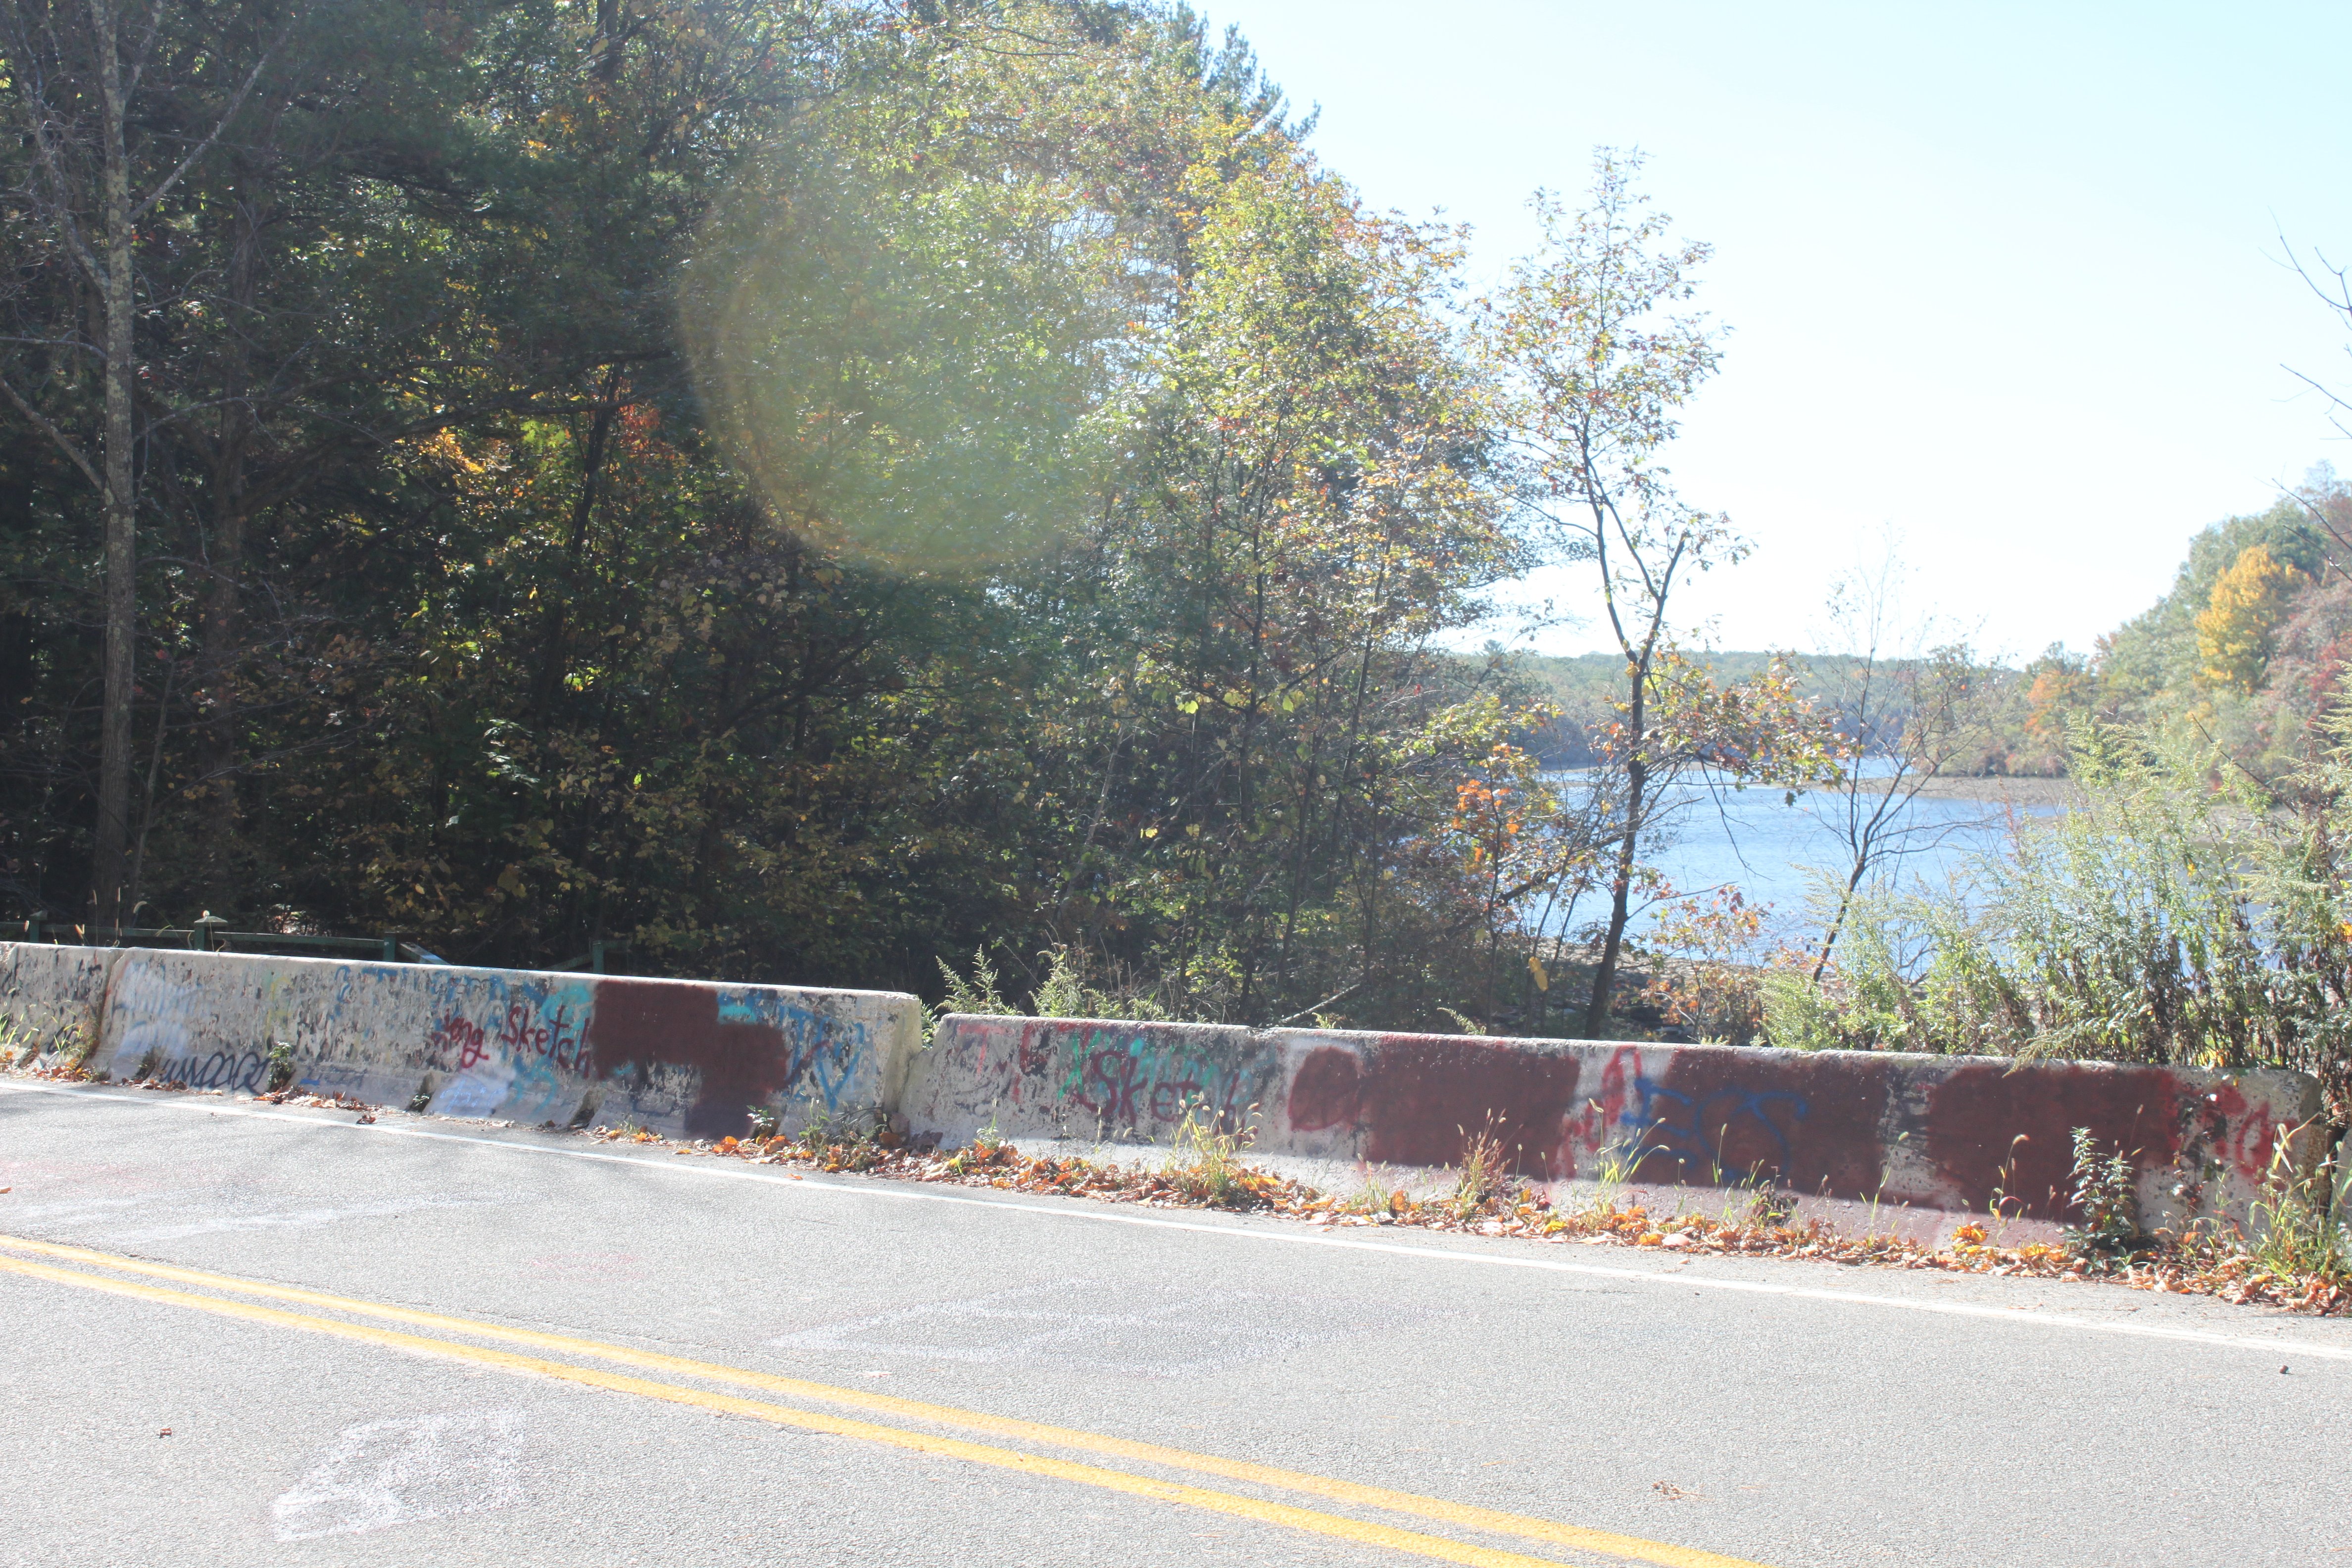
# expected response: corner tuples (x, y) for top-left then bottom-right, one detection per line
(1527, 953), (1549, 992)
(408, 429), (487, 476)
(2195, 542), (2305, 693)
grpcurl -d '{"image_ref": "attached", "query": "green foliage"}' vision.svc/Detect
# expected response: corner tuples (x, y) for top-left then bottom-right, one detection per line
(2064, 1127), (2145, 1256)
(1446, 1117), (1511, 1219)
(0, 1), (1595, 1031)
(2247, 1135), (2350, 1283)
(935, 949), (1019, 1019)
(2086, 483), (2352, 781)
(682, 31), (1135, 573)
(934, 944), (1165, 1023)
(1029, 946), (1167, 1023)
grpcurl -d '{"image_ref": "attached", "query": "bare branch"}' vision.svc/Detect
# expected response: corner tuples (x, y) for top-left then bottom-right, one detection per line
(0, 373), (102, 491)
(129, 29), (285, 224)
(7, 61), (105, 286)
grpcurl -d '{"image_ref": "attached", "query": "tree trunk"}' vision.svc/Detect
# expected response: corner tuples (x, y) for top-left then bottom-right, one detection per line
(199, 465), (248, 859)
(1810, 861), (1868, 984)
(530, 379), (621, 724)
(91, 0), (135, 926)
(200, 203), (261, 874)
(1582, 755), (1644, 1038)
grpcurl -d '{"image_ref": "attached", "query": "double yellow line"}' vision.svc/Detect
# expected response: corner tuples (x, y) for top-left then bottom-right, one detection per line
(0, 1233), (1771, 1568)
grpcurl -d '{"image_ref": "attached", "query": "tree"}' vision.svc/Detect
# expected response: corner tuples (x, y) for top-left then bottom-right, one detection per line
(1, 0), (273, 921)
(1028, 123), (1539, 1026)
(1802, 556), (1996, 980)
(1477, 149), (1833, 1036)
(2196, 542), (2304, 693)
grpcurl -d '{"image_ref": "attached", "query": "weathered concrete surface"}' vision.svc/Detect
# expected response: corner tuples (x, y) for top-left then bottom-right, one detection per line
(0, 942), (922, 1138)
(897, 1018), (1297, 1151)
(0, 941), (112, 1054)
(904, 1016), (2325, 1236)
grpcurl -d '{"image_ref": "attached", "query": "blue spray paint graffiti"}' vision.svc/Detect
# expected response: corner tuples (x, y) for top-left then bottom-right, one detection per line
(718, 992), (872, 1113)
(1619, 1072), (1811, 1180)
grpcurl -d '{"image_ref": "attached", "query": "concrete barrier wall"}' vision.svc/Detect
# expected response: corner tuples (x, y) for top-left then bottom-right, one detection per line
(0, 942), (114, 1054)
(903, 1015), (2326, 1232)
(0, 942), (923, 1139)
(4, 947), (2327, 1235)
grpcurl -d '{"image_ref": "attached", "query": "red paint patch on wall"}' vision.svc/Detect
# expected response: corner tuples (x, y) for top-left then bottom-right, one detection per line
(1354, 1036), (1584, 1176)
(1285, 1046), (1361, 1133)
(584, 978), (786, 1137)
(1922, 1063), (2184, 1220)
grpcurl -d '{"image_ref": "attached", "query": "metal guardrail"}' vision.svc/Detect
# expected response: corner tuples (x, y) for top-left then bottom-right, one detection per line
(3, 919), (405, 960)
(547, 940), (625, 975)
(2, 921), (630, 974)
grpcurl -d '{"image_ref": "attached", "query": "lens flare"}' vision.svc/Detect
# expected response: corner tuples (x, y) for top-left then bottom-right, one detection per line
(682, 133), (1126, 575)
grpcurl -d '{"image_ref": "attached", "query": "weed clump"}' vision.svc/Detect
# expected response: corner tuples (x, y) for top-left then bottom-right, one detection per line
(2063, 1127), (2146, 1256)
(1164, 1101), (1267, 1208)
(1445, 1117), (1515, 1220)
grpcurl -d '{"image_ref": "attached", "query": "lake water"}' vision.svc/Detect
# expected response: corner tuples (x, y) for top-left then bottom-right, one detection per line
(1548, 772), (2071, 939)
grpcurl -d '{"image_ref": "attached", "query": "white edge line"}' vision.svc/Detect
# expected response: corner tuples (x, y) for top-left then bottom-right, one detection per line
(4, 1079), (2348, 1367)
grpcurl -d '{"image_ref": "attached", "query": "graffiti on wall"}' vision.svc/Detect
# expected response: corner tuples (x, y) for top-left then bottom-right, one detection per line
(1284, 1036), (1588, 1176)
(586, 979), (879, 1137)
(1916, 1062), (2187, 1221)
(1281, 1036), (1900, 1194)
(104, 961), (289, 1092)
(418, 973), (597, 1122)
(966, 1020), (1058, 1111)
(2189, 1080), (2292, 1185)
(904, 1017), (2320, 1229)
(1060, 1027), (1259, 1133)
(4, 948), (904, 1140)
(1557, 1047), (1897, 1198)
(0, 945), (108, 1057)
(722, 992), (873, 1115)
(1615, 1071), (1809, 1182)
(917, 1018), (1276, 1141)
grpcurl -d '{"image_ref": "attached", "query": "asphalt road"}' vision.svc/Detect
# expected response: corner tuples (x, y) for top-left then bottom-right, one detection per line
(1, 1079), (2346, 1568)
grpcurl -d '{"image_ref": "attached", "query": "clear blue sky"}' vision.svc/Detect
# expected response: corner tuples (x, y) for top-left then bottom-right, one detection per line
(1210, 1), (2352, 660)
